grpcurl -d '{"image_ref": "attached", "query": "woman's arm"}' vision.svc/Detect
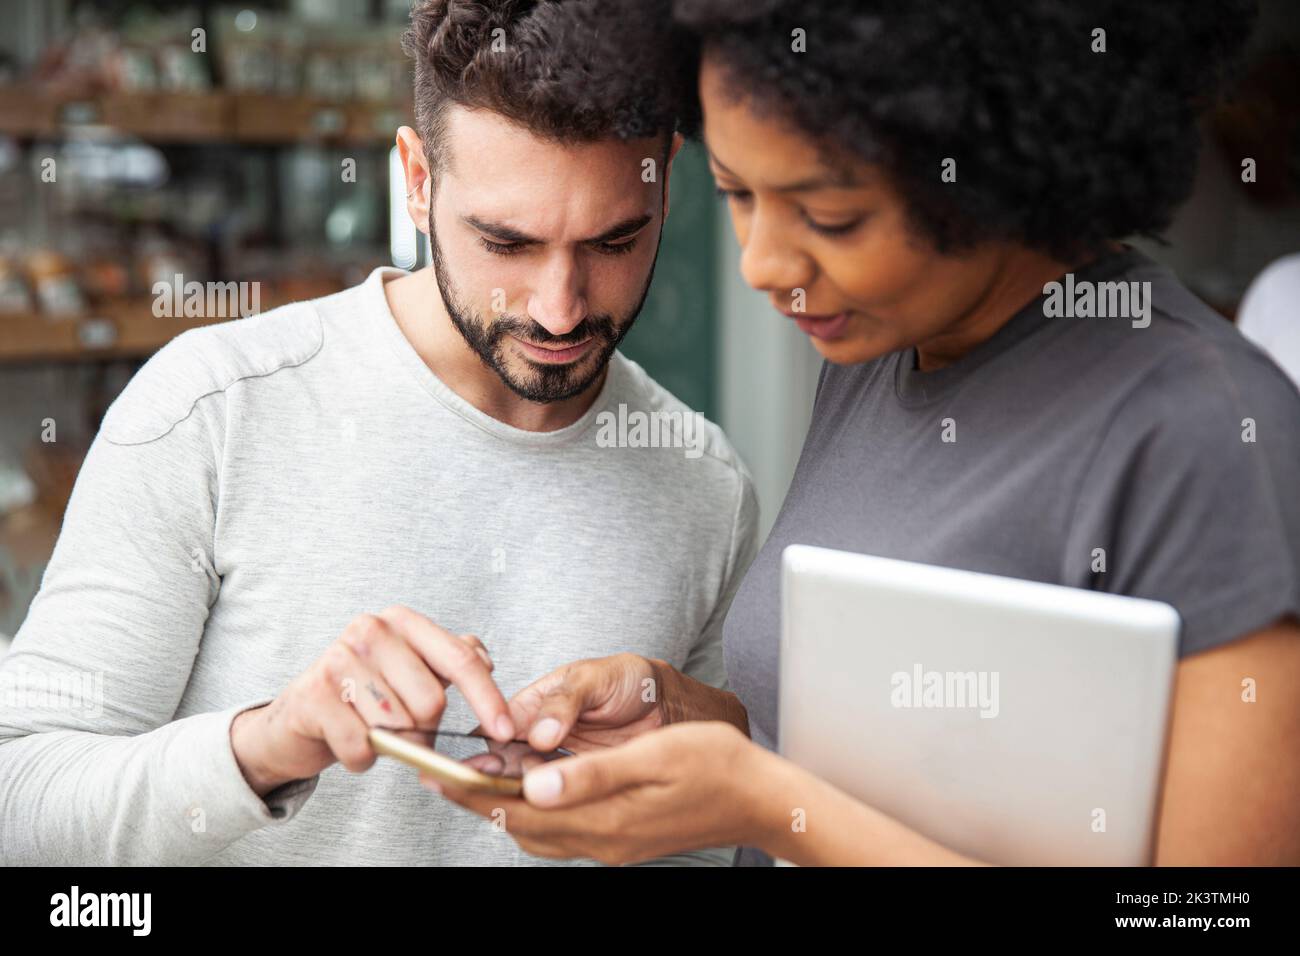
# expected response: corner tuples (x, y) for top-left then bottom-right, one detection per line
(438, 621), (1300, 867)
(1153, 617), (1300, 865)
(648, 657), (749, 734)
(748, 744), (984, 865)
(759, 617), (1300, 866)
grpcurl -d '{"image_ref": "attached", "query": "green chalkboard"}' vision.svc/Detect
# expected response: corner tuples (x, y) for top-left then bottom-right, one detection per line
(619, 142), (718, 420)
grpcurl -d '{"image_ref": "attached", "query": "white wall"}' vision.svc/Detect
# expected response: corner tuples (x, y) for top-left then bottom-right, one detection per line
(715, 214), (823, 545)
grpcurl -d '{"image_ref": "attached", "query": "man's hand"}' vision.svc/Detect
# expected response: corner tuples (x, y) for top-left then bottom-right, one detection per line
(230, 605), (514, 796)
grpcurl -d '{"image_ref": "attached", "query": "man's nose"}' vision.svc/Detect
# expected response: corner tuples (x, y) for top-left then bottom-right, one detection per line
(527, 255), (588, 337)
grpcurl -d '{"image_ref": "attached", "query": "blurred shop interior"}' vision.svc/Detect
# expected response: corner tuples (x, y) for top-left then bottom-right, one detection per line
(1, 0), (1298, 646)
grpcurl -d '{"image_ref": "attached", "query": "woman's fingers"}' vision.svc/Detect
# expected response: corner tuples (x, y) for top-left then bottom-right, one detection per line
(522, 742), (644, 808)
(526, 676), (596, 750)
(431, 780), (621, 862)
(510, 656), (640, 749)
(505, 668), (569, 736)
(461, 752), (507, 776)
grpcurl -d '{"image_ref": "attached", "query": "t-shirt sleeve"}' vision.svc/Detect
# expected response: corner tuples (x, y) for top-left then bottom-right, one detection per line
(813, 358), (831, 406)
(1063, 341), (1300, 657)
(0, 340), (317, 864)
(680, 467), (761, 690)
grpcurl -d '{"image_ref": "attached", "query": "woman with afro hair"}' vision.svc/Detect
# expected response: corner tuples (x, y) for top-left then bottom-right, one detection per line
(437, 0), (1300, 866)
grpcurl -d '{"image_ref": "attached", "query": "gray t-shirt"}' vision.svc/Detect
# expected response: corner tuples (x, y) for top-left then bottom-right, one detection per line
(0, 267), (758, 866)
(723, 246), (1300, 864)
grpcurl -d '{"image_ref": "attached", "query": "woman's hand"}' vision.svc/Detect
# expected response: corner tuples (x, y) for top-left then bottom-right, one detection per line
(428, 721), (776, 865)
(503, 653), (749, 754)
(504, 652), (665, 754)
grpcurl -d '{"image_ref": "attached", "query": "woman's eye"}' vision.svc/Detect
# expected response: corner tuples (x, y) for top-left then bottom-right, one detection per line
(480, 237), (526, 256)
(804, 215), (864, 238)
(715, 186), (753, 204)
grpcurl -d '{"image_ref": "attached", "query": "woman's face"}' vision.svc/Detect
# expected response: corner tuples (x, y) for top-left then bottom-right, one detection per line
(699, 54), (1038, 368)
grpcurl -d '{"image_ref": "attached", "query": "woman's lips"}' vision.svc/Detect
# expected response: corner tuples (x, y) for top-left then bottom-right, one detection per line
(512, 336), (595, 364)
(789, 311), (851, 341)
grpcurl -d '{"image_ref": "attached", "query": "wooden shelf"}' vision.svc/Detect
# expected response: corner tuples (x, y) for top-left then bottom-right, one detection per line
(0, 86), (407, 145)
(233, 94), (409, 145)
(0, 300), (231, 364)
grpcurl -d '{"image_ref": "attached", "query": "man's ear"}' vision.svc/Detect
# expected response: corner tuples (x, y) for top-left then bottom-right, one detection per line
(396, 126), (433, 234)
(662, 132), (685, 220)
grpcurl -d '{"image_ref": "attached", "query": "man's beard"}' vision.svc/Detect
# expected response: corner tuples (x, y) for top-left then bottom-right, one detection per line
(428, 214), (660, 404)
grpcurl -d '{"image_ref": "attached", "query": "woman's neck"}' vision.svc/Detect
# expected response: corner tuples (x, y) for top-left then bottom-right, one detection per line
(914, 242), (1118, 372)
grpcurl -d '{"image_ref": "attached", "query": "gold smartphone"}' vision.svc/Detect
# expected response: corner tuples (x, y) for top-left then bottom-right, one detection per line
(369, 727), (574, 795)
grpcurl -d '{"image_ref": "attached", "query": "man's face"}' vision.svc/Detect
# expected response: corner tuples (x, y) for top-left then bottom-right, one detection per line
(419, 108), (672, 403)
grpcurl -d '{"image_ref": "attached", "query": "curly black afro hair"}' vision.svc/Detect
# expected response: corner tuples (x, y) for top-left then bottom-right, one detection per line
(673, 0), (1258, 260)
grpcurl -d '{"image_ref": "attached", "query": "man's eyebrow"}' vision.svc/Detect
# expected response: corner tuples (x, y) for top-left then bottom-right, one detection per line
(706, 146), (861, 193)
(462, 216), (541, 244)
(587, 214), (653, 244)
(461, 213), (653, 245)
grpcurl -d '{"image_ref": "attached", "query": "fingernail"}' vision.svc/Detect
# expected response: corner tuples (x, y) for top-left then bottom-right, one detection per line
(495, 714), (515, 740)
(475, 646), (493, 670)
(524, 767), (563, 804)
(534, 717), (562, 748)
(421, 778), (443, 795)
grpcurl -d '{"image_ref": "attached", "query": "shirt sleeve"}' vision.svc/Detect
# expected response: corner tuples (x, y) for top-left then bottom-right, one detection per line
(1063, 339), (1300, 657)
(679, 466), (761, 690)
(0, 346), (317, 865)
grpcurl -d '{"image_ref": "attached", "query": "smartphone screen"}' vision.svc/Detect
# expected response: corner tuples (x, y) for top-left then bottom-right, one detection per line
(375, 729), (573, 780)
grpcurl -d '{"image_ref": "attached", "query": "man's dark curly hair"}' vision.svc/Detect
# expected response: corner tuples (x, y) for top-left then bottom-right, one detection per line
(673, 0), (1258, 260)
(401, 0), (693, 177)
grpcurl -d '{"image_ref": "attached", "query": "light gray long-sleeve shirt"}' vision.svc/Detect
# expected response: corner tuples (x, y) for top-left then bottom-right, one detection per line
(0, 267), (758, 866)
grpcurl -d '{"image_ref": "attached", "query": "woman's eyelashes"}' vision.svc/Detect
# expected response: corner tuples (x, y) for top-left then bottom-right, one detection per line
(714, 185), (864, 238)
(715, 185), (751, 205)
(477, 236), (638, 257)
(802, 214), (864, 237)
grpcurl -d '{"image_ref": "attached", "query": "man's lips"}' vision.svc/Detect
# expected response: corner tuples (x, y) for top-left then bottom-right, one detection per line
(781, 310), (851, 341)
(512, 335), (595, 365)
